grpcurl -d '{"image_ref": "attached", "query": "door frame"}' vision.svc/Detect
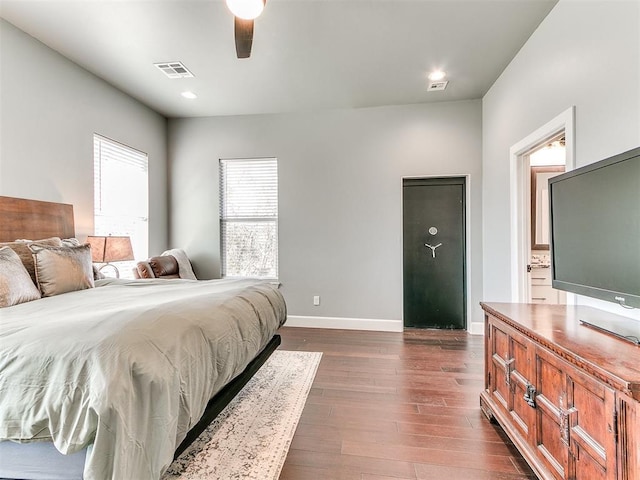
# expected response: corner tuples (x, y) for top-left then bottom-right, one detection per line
(401, 174), (472, 332)
(508, 106), (576, 303)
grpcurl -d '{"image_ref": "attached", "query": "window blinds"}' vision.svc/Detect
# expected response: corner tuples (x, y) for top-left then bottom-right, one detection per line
(94, 135), (148, 217)
(219, 158), (278, 278)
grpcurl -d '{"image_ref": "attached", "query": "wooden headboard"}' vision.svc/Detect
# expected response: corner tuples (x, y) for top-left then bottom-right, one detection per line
(0, 196), (75, 242)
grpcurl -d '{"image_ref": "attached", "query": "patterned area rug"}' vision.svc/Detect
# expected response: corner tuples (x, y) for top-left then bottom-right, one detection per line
(163, 350), (322, 480)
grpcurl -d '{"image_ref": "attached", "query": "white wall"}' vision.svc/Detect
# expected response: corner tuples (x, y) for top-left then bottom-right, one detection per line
(0, 19), (169, 253)
(169, 100), (484, 331)
(482, 0), (640, 319)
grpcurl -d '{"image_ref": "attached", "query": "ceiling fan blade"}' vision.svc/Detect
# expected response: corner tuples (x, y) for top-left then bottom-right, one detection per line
(234, 16), (254, 59)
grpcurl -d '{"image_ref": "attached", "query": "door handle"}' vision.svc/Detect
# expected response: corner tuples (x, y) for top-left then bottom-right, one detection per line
(424, 243), (442, 258)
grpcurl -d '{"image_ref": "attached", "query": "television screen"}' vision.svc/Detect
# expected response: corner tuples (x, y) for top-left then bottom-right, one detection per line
(549, 146), (640, 309)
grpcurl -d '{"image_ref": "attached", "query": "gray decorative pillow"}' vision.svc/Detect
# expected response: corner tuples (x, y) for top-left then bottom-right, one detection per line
(63, 239), (105, 280)
(0, 246), (42, 307)
(29, 243), (94, 297)
(61, 237), (81, 247)
(92, 264), (106, 280)
(0, 237), (62, 286)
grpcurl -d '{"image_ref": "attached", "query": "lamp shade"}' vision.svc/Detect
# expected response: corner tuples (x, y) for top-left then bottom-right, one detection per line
(87, 236), (134, 263)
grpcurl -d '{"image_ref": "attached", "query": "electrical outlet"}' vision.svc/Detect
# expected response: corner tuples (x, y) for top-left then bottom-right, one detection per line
(313, 295), (320, 306)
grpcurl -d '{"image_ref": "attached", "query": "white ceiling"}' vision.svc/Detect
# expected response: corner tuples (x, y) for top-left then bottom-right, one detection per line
(0, 0), (557, 118)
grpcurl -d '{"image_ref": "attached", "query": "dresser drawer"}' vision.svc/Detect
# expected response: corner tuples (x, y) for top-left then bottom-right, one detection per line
(530, 267), (551, 286)
(531, 285), (557, 304)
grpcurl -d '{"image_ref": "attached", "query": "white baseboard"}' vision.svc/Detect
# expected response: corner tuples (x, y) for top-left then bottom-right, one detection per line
(285, 315), (404, 332)
(469, 322), (484, 335)
(285, 315), (485, 335)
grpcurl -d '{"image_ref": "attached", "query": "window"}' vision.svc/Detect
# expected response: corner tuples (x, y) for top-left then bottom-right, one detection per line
(93, 134), (148, 277)
(219, 158), (278, 279)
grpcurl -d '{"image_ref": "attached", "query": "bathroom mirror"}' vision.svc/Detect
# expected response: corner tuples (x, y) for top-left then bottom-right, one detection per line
(531, 166), (564, 250)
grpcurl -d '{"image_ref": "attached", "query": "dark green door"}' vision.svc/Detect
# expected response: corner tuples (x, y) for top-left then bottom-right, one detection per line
(403, 177), (466, 329)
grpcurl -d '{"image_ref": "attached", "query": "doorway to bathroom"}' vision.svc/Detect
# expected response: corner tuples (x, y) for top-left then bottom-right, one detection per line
(508, 106), (575, 304)
(525, 135), (566, 305)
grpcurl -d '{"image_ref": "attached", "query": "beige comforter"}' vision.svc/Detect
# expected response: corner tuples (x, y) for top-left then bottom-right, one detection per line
(0, 278), (286, 480)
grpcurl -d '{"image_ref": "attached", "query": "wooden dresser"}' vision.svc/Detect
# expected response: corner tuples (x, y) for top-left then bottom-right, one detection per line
(480, 302), (640, 480)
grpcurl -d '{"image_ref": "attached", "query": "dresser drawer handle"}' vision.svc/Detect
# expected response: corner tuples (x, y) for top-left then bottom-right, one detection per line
(560, 407), (578, 445)
(523, 383), (536, 408)
(505, 358), (514, 386)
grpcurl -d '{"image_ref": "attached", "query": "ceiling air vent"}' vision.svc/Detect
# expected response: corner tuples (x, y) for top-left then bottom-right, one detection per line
(427, 80), (448, 91)
(154, 62), (194, 79)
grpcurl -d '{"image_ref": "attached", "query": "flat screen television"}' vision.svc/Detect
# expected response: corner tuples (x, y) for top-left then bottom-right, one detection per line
(549, 146), (640, 314)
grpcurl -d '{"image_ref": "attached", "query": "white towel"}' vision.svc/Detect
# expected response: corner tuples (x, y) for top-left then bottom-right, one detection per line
(161, 248), (197, 280)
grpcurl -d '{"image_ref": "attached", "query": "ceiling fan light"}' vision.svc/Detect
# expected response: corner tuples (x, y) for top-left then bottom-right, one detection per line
(428, 70), (446, 81)
(226, 0), (264, 20)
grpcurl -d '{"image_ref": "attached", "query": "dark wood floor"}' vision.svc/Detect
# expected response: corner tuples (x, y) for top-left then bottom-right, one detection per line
(277, 326), (536, 480)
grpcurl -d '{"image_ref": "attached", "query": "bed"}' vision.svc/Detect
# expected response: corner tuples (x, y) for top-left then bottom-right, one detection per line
(0, 196), (287, 480)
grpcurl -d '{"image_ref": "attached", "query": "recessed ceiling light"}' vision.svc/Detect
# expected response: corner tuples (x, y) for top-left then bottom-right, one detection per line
(181, 91), (197, 99)
(428, 70), (446, 81)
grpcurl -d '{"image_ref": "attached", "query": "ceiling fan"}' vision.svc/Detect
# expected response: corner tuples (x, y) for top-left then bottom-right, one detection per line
(225, 0), (266, 59)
